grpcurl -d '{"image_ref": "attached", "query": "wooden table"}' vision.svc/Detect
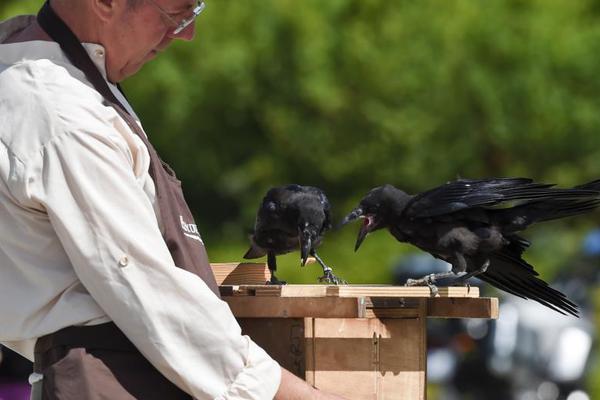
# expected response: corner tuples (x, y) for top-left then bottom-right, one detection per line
(212, 263), (499, 400)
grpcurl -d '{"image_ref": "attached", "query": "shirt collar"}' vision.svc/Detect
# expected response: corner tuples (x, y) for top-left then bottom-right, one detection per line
(0, 15), (110, 81)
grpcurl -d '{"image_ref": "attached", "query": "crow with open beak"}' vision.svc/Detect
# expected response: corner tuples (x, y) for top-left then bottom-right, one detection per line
(341, 177), (600, 316)
(244, 184), (345, 285)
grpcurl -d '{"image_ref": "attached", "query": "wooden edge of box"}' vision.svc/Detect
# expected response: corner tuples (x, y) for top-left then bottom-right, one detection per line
(223, 296), (366, 318)
(427, 297), (499, 319)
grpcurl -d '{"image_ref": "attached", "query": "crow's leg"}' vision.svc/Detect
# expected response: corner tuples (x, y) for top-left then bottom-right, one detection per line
(405, 271), (456, 297)
(450, 252), (468, 274)
(453, 259), (490, 286)
(405, 253), (462, 295)
(267, 252), (286, 285)
(313, 251), (347, 285)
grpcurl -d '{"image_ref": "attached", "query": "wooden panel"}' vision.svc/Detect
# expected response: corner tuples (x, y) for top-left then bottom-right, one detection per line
(306, 317), (426, 400)
(361, 297), (499, 319)
(307, 318), (380, 399)
(365, 298), (425, 319)
(379, 318), (426, 400)
(224, 297), (366, 318)
(428, 297), (499, 319)
(211, 262), (270, 285)
(238, 318), (306, 378)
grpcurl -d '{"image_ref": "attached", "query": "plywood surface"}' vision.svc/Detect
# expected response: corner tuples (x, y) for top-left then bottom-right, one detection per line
(221, 284), (480, 298)
(306, 317), (426, 400)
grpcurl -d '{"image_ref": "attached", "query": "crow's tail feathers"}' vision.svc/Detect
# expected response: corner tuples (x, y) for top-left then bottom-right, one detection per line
(574, 178), (600, 192)
(243, 242), (267, 259)
(478, 245), (579, 317)
(531, 197), (600, 223)
(505, 194), (600, 228)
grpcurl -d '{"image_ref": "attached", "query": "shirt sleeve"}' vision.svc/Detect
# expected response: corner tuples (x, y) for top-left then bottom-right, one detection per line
(23, 93), (281, 399)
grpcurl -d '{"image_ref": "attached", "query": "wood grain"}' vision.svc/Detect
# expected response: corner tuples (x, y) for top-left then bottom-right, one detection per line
(223, 296), (366, 318)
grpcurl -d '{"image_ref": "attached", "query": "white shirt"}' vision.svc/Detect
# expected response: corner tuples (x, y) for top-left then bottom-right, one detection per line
(0, 15), (280, 400)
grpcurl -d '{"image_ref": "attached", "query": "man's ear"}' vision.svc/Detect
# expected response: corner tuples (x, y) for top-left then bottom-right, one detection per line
(91, 0), (121, 22)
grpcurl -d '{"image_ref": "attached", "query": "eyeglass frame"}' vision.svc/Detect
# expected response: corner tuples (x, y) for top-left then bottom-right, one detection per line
(145, 0), (206, 35)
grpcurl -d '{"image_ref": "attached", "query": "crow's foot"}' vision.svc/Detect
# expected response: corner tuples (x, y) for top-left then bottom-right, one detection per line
(312, 254), (347, 285)
(452, 259), (490, 286)
(318, 268), (347, 285)
(405, 274), (439, 296)
(267, 274), (287, 285)
(405, 271), (457, 297)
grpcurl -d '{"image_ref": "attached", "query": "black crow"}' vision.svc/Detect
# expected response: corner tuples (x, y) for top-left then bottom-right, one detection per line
(341, 177), (600, 316)
(244, 184), (345, 285)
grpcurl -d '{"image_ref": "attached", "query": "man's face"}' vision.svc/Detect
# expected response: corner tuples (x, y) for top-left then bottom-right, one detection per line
(104, 0), (198, 82)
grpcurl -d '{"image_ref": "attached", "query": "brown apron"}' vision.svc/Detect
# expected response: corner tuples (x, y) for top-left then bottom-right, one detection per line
(33, 1), (220, 398)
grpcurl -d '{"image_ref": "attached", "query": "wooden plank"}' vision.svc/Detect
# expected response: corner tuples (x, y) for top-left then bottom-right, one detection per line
(225, 284), (480, 298)
(304, 318), (316, 385)
(363, 297), (498, 319)
(328, 285), (479, 298)
(211, 262), (270, 285)
(427, 297), (499, 319)
(253, 285), (329, 297)
(224, 296), (366, 318)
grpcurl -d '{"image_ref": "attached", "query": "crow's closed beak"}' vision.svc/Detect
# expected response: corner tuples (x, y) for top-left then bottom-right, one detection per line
(300, 229), (312, 266)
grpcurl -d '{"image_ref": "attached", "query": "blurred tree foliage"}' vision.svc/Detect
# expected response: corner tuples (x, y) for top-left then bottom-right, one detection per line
(3, 0), (600, 282)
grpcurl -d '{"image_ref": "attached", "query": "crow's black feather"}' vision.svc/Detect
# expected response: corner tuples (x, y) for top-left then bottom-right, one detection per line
(244, 184), (344, 284)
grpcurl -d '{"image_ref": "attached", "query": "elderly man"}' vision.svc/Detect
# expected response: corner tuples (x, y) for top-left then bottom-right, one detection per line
(0, 1), (346, 399)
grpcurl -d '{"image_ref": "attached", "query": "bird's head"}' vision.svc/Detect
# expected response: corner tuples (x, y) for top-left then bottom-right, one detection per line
(341, 185), (408, 251)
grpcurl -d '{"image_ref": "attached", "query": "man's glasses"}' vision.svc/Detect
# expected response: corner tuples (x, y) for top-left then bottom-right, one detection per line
(146, 0), (206, 35)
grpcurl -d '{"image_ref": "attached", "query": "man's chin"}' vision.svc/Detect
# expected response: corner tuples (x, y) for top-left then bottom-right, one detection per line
(109, 62), (146, 83)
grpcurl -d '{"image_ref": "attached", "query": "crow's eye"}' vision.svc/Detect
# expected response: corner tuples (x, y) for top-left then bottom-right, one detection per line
(365, 204), (379, 214)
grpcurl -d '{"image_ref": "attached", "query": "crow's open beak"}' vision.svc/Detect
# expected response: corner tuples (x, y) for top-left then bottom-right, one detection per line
(340, 207), (371, 251)
(300, 229), (312, 266)
(340, 207), (363, 227)
(354, 219), (370, 251)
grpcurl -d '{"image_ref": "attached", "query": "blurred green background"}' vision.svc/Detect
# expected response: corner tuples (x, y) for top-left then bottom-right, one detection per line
(3, 0), (600, 398)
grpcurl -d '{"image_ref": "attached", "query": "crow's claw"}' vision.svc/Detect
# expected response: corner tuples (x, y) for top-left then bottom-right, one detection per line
(451, 278), (471, 289)
(318, 270), (347, 285)
(405, 274), (440, 297)
(267, 276), (287, 285)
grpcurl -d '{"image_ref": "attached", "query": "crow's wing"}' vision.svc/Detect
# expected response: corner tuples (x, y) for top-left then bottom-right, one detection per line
(478, 249), (579, 317)
(467, 234), (579, 316)
(401, 177), (588, 219)
(305, 186), (332, 231)
(254, 187), (297, 234)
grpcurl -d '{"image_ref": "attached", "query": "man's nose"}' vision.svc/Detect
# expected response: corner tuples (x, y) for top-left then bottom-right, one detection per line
(168, 23), (195, 41)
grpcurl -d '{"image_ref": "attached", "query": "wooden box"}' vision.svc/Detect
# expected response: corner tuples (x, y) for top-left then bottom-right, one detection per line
(212, 263), (498, 400)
